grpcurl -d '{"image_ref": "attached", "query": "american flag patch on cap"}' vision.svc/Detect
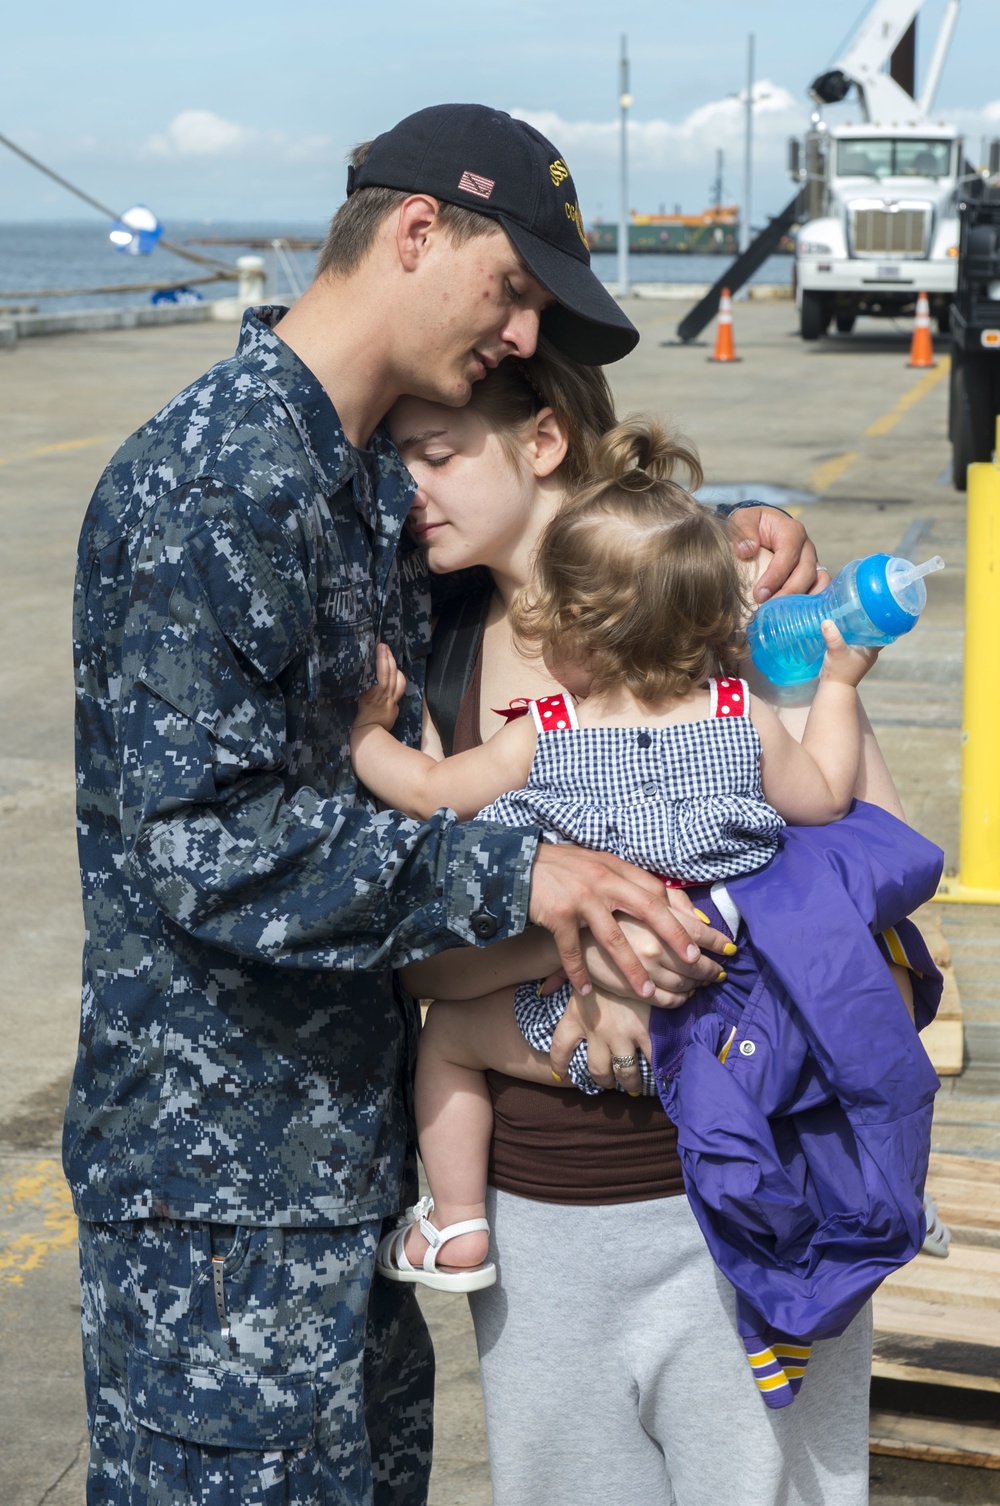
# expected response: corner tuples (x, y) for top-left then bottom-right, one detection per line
(457, 170), (495, 200)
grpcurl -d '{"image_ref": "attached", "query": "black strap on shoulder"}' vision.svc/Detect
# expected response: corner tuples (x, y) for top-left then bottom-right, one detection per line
(425, 590), (490, 757)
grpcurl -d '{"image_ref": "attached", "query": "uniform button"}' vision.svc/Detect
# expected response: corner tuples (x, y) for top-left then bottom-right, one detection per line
(641, 780), (658, 797)
(471, 909), (498, 939)
(637, 732), (652, 749)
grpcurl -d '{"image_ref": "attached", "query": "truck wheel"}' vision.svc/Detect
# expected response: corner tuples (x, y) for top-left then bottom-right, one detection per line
(835, 311), (857, 334)
(937, 304), (951, 335)
(951, 356), (996, 490)
(800, 291), (831, 341)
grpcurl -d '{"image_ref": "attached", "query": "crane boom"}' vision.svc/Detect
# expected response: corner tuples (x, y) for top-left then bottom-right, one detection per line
(811, 0), (960, 124)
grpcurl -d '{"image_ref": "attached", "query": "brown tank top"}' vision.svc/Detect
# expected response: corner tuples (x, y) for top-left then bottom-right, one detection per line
(453, 641), (685, 1205)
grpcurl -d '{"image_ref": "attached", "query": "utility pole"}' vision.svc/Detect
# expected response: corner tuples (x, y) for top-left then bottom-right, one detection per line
(618, 34), (632, 297)
(742, 33), (754, 255)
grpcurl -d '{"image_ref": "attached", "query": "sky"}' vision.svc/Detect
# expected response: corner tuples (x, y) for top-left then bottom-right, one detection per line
(1, 0), (998, 230)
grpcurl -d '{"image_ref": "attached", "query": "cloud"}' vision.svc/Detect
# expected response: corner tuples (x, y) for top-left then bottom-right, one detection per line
(144, 110), (257, 158)
(939, 98), (1000, 135)
(513, 83), (807, 176)
(140, 111), (340, 169)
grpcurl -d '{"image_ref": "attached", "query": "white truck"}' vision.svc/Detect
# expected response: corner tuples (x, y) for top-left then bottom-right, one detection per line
(792, 0), (963, 340)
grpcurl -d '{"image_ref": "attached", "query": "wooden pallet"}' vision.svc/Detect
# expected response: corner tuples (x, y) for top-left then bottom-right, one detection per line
(870, 1154), (1000, 1468)
(912, 901), (964, 1076)
(870, 1392), (1000, 1471)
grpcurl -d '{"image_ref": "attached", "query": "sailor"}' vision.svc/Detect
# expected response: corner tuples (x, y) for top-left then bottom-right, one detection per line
(65, 103), (812, 1504)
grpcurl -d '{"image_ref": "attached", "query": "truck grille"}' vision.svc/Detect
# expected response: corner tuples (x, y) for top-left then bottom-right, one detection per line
(851, 206), (929, 258)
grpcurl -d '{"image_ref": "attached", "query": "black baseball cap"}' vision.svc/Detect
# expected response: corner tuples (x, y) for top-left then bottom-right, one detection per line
(347, 104), (639, 366)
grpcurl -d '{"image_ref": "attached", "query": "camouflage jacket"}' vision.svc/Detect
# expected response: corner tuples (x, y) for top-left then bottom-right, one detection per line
(64, 307), (539, 1227)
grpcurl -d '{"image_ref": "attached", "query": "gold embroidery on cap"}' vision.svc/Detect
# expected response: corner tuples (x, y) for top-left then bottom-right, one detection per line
(565, 200), (588, 248)
(549, 158), (570, 187)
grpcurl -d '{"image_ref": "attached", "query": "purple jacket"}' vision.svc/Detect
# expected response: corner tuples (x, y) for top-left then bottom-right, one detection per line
(650, 802), (943, 1407)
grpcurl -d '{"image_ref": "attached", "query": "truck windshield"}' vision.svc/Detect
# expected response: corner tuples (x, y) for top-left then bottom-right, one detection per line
(836, 139), (952, 179)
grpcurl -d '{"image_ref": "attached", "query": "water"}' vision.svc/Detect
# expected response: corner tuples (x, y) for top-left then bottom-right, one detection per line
(0, 221), (327, 312)
(589, 251), (792, 288)
(0, 222), (791, 314)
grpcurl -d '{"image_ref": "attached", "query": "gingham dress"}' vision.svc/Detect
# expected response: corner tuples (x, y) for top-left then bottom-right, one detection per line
(479, 677), (784, 1094)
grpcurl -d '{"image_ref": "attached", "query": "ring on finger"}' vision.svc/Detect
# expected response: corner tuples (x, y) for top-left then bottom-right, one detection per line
(611, 1053), (638, 1071)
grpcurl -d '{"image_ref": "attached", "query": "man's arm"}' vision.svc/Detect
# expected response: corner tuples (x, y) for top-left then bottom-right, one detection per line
(109, 493), (538, 973)
(722, 503), (823, 601)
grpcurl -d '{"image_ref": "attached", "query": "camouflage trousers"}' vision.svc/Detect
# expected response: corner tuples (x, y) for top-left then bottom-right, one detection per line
(78, 1218), (434, 1505)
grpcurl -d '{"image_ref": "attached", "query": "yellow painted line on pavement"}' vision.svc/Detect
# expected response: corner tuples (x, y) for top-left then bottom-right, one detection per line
(0, 1158), (77, 1288)
(808, 355), (951, 495)
(0, 434), (113, 467)
(809, 451), (861, 494)
(864, 356), (950, 437)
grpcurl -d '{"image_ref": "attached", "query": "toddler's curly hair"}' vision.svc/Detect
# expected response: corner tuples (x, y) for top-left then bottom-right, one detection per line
(510, 419), (749, 703)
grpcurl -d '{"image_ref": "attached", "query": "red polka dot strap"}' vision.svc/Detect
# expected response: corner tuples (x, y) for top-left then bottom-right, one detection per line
(528, 692), (580, 735)
(708, 676), (749, 720)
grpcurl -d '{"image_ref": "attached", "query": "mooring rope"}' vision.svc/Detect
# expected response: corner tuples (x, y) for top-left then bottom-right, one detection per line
(0, 272), (234, 300)
(0, 130), (237, 274)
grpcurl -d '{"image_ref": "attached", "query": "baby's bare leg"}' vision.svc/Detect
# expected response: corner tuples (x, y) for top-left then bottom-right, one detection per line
(407, 988), (559, 1271)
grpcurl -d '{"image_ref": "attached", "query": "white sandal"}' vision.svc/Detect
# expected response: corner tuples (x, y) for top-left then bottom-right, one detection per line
(376, 1195), (497, 1292)
(921, 1192), (951, 1258)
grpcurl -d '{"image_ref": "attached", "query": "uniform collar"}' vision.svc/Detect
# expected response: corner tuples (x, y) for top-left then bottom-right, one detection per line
(235, 305), (359, 498)
(235, 306), (416, 535)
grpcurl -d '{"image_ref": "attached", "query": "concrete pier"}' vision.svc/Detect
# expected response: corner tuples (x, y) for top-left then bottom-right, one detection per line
(1, 301), (997, 1505)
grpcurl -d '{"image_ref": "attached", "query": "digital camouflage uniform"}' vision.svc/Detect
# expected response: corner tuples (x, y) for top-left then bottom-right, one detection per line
(65, 307), (540, 1504)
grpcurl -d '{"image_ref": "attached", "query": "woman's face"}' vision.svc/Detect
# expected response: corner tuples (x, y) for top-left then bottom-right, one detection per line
(388, 396), (540, 576)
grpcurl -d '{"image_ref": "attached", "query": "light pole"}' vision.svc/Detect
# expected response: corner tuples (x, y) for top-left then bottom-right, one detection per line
(618, 34), (632, 297)
(742, 33), (755, 255)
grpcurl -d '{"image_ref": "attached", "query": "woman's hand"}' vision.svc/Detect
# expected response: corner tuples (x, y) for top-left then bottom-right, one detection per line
(352, 642), (406, 734)
(553, 895), (730, 1006)
(527, 847), (730, 1000)
(549, 988), (653, 1096)
(727, 507), (826, 603)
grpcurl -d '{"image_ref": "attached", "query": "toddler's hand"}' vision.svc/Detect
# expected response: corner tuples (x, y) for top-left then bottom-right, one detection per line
(818, 620), (879, 688)
(353, 643), (407, 733)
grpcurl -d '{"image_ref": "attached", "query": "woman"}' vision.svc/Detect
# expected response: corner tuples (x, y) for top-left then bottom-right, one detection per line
(391, 342), (910, 1506)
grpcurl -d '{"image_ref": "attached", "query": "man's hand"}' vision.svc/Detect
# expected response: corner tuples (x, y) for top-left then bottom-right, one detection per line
(527, 846), (729, 1000)
(550, 988), (653, 1095)
(727, 506), (827, 603)
(352, 642), (406, 735)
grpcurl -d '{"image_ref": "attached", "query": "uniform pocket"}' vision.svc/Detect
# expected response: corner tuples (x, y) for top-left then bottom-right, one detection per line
(313, 584), (375, 702)
(127, 1349), (316, 1450)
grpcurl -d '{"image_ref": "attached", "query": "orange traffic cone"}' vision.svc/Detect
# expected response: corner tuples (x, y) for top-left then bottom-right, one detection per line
(709, 287), (740, 363)
(907, 291), (936, 368)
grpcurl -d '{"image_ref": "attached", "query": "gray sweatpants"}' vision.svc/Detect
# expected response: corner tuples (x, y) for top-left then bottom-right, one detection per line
(469, 1189), (871, 1506)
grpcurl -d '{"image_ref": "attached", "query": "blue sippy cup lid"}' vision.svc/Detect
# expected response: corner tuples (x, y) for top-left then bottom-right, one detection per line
(855, 554), (920, 636)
